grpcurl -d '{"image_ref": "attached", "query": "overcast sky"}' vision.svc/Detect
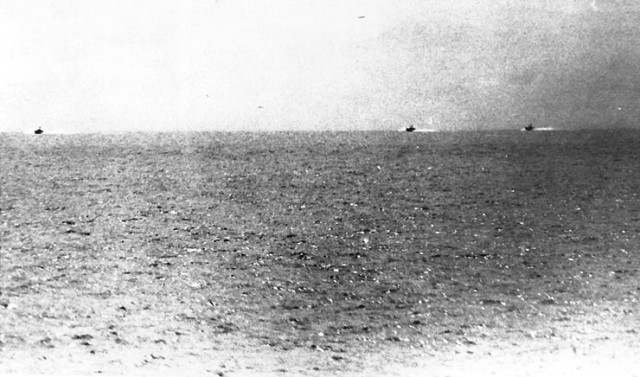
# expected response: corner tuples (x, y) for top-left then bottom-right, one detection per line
(1, 0), (639, 133)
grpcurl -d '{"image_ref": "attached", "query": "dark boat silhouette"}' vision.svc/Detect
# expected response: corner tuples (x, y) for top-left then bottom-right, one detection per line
(34, 127), (44, 135)
(405, 125), (416, 132)
(524, 124), (534, 131)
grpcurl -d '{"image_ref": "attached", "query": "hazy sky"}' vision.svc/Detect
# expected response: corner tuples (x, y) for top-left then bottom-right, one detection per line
(1, 0), (639, 133)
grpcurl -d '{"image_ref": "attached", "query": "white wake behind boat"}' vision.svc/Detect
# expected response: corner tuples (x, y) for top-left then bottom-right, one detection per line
(522, 127), (556, 131)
